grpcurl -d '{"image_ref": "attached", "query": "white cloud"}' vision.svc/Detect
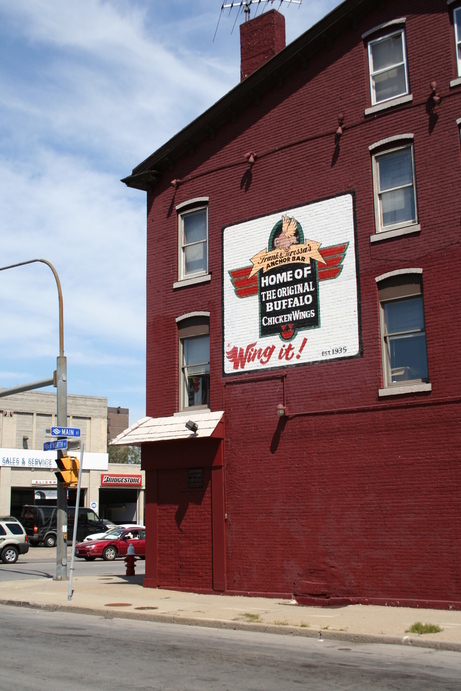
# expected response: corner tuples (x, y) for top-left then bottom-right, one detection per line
(0, 0), (343, 426)
(0, 0), (236, 167)
(0, 150), (145, 343)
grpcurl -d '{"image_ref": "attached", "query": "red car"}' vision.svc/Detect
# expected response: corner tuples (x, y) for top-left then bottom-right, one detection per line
(75, 527), (146, 561)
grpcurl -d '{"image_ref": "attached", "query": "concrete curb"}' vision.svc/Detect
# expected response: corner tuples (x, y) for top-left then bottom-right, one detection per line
(2, 597), (461, 653)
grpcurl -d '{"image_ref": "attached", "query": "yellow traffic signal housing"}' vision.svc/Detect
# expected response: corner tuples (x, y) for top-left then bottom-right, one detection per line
(55, 455), (79, 487)
(71, 456), (79, 485)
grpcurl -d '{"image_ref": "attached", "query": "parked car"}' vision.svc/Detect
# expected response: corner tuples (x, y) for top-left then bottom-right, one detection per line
(83, 523), (144, 542)
(20, 505), (108, 547)
(75, 527), (146, 561)
(0, 516), (29, 564)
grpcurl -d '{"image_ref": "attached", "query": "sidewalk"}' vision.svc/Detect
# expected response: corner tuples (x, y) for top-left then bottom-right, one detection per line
(1, 573), (461, 652)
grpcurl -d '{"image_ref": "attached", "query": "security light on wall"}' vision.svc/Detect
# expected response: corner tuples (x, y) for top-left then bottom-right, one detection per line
(185, 420), (198, 433)
(430, 81), (441, 106)
(276, 404), (288, 417)
(336, 112), (345, 137)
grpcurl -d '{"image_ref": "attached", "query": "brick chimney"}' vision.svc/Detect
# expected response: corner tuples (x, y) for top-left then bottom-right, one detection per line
(240, 10), (286, 81)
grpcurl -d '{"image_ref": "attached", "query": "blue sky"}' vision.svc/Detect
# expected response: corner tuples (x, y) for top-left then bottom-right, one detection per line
(0, 0), (342, 428)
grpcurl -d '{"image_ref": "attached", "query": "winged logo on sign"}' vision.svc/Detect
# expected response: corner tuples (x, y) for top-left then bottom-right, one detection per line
(229, 243), (349, 298)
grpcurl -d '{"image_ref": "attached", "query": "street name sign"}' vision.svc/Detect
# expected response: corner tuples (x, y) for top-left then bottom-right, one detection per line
(50, 426), (81, 437)
(43, 439), (68, 451)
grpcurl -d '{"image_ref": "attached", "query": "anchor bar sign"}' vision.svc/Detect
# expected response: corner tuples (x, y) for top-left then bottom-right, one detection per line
(43, 439), (68, 451)
(50, 426), (81, 438)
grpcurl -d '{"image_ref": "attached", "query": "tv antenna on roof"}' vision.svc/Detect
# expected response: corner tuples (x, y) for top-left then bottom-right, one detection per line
(214, 0), (302, 40)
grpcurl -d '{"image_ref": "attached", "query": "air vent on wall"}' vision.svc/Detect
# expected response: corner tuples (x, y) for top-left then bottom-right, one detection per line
(188, 468), (203, 489)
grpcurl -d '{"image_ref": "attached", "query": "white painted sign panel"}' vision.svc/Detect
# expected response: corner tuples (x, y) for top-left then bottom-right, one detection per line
(223, 193), (360, 374)
(0, 449), (108, 470)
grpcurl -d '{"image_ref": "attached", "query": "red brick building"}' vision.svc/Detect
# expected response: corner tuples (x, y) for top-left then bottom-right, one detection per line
(117, 0), (461, 608)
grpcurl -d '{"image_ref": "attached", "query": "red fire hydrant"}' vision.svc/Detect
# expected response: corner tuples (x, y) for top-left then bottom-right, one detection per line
(125, 543), (136, 576)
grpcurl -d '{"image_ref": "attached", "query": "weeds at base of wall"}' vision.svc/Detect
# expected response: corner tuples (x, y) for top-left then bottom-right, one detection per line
(406, 622), (443, 635)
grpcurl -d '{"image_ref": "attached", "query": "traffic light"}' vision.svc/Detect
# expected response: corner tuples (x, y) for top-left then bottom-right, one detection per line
(55, 455), (79, 487)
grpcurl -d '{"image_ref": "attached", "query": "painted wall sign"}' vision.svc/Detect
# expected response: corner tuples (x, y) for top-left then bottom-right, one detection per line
(100, 473), (143, 487)
(223, 193), (359, 373)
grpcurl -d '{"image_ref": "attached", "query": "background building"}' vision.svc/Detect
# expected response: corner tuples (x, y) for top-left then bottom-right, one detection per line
(107, 406), (129, 447)
(115, 0), (461, 608)
(1, 390), (144, 524)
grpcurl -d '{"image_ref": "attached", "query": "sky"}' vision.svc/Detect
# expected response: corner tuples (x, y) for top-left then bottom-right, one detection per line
(0, 0), (343, 428)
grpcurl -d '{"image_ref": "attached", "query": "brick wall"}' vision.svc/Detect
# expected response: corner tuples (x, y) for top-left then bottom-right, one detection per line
(143, 0), (461, 606)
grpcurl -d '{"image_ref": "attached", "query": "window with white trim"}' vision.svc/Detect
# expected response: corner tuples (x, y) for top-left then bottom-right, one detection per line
(378, 274), (429, 388)
(455, 7), (461, 76)
(178, 204), (208, 281)
(372, 143), (417, 234)
(178, 315), (210, 411)
(368, 30), (409, 105)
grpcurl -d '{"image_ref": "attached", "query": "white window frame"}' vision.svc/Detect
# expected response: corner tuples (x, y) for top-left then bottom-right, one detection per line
(376, 270), (431, 396)
(177, 199), (209, 284)
(367, 29), (409, 106)
(179, 334), (210, 411)
(177, 313), (210, 412)
(455, 7), (461, 76)
(380, 296), (428, 388)
(371, 141), (418, 235)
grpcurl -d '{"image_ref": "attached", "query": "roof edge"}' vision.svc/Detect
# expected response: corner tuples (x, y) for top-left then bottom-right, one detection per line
(122, 0), (379, 191)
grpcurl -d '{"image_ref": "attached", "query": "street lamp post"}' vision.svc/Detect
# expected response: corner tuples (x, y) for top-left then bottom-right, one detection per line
(0, 259), (68, 580)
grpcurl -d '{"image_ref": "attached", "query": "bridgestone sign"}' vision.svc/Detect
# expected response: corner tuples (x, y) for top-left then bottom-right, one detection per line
(100, 474), (142, 487)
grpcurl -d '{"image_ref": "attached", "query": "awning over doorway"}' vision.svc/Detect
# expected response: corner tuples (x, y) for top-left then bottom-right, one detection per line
(110, 410), (224, 446)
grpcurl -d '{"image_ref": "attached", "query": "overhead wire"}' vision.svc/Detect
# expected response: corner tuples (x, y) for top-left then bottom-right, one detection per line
(215, 0), (303, 38)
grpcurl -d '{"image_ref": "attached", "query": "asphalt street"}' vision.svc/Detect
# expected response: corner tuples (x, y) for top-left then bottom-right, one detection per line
(1, 546), (461, 655)
(1, 605), (461, 690)
(0, 544), (145, 583)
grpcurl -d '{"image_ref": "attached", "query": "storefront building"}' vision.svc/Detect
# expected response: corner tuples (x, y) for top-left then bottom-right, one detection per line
(1, 391), (144, 524)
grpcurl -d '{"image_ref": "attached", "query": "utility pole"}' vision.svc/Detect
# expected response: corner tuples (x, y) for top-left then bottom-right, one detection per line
(0, 259), (68, 580)
(55, 352), (68, 580)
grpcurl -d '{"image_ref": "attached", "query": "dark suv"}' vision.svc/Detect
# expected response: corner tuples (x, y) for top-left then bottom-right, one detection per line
(0, 516), (29, 563)
(20, 505), (108, 547)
